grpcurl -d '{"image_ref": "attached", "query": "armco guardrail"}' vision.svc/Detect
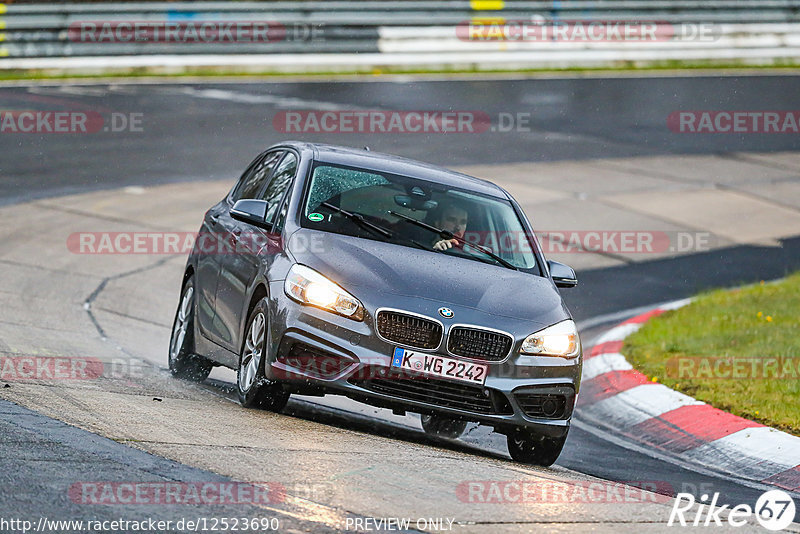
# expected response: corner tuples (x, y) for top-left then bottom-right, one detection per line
(1, 1), (800, 70)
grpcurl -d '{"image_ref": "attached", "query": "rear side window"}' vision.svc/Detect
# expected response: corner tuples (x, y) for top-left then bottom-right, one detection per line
(231, 151), (284, 202)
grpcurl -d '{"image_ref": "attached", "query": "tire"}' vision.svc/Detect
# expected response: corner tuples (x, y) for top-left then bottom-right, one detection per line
(506, 428), (568, 466)
(420, 414), (468, 439)
(237, 297), (290, 412)
(168, 276), (213, 382)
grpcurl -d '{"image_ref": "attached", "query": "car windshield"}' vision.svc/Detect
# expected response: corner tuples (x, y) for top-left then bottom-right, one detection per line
(301, 162), (539, 272)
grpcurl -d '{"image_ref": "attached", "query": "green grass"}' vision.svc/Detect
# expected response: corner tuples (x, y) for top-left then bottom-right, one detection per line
(622, 273), (800, 436)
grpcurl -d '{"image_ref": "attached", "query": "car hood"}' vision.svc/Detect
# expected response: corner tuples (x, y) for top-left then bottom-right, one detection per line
(287, 229), (568, 324)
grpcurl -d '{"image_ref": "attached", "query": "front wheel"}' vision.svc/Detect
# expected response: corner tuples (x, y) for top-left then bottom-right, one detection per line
(420, 414), (468, 439)
(506, 428), (568, 466)
(168, 276), (213, 382)
(237, 298), (289, 412)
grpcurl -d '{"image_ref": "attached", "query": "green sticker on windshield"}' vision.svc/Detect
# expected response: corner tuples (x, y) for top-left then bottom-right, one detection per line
(308, 212), (324, 222)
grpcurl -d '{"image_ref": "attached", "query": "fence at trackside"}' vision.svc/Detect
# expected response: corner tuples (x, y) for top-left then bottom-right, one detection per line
(2, 1), (800, 71)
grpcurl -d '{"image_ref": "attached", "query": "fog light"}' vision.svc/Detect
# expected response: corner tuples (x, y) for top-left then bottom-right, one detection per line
(541, 398), (558, 417)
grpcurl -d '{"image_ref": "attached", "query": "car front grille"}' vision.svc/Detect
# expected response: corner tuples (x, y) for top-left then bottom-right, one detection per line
(376, 310), (442, 350)
(350, 369), (512, 415)
(447, 327), (513, 362)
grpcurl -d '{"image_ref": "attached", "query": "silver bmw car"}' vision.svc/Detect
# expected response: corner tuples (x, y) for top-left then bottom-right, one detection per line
(169, 141), (582, 466)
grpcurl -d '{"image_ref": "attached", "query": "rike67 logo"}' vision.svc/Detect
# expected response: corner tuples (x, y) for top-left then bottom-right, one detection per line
(668, 490), (796, 530)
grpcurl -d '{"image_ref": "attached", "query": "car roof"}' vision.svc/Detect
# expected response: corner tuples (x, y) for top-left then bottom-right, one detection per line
(272, 141), (510, 200)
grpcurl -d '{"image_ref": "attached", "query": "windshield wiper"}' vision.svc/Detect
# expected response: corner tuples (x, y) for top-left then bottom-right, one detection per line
(388, 210), (518, 271)
(320, 202), (393, 239)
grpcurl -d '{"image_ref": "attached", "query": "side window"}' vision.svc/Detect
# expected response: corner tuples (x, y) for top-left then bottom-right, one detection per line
(273, 188), (293, 233)
(261, 153), (298, 226)
(230, 151), (284, 202)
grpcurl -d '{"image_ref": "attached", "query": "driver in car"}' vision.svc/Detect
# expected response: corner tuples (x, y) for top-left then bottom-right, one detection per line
(432, 204), (469, 251)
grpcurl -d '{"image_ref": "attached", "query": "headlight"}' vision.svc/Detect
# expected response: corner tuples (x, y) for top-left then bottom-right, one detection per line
(284, 264), (365, 321)
(520, 320), (581, 358)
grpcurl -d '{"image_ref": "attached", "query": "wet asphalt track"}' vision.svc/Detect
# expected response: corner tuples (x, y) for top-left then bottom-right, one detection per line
(4, 74), (800, 205)
(2, 75), (800, 523)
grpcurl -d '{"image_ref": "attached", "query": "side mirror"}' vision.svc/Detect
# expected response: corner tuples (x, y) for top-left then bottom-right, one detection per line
(547, 260), (578, 288)
(230, 199), (271, 229)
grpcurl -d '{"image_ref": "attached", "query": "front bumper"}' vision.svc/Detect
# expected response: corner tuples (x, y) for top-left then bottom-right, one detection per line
(266, 282), (581, 437)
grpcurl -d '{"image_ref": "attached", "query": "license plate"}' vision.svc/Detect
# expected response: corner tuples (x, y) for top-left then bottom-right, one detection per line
(390, 348), (488, 385)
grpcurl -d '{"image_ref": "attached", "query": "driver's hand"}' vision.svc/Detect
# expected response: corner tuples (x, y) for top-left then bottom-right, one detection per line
(433, 238), (458, 251)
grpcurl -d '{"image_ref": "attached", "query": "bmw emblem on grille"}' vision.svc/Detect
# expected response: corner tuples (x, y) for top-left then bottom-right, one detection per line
(438, 307), (454, 318)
